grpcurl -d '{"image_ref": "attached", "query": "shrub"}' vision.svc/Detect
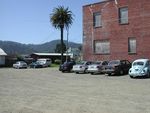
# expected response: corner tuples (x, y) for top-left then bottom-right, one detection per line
(54, 59), (61, 64)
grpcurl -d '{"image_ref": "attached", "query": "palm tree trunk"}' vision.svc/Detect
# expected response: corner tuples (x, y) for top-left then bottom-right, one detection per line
(60, 27), (64, 64)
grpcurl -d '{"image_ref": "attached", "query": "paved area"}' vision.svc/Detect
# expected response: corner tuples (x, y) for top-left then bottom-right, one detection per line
(0, 68), (150, 113)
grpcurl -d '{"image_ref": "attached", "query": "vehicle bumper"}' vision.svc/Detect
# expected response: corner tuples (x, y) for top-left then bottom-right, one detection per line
(103, 69), (115, 74)
(129, 73), (147, 77)
(87, 69), (101, 73)
(73, 68), (86, 73)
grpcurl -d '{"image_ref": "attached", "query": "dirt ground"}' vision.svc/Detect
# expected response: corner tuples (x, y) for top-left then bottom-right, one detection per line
(0, 67), (150, 113)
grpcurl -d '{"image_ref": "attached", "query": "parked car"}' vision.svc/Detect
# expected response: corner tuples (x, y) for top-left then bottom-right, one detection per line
(72, 61), (93, 74)
(36, 58), (52, 67)
(29, 62), (43, 68)
(129, 59), (150, 78)
(13, 61), (27, 69)
(59, 61), (76, 72)
(87, 61), (109, 75)
(103, 60), (131, 76)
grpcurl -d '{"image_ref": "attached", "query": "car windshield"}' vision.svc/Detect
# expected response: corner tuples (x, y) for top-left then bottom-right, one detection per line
(35, 61), (41, 64)
(133, 61), (144, 66)
(77, 61), (86, 65)
(36, 61), (42, 63)
(109, 60), (120, 65)
(20, 61), (25, 63)
(93, 61), (102, 65)
(64, 62), (69, 64)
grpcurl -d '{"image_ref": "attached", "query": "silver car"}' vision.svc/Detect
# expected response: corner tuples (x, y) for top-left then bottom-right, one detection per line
(13, 61), (27, 69)
(87, 61), (108, 75)
(72, 61), (93, 74)
(129, 59), (150, 78)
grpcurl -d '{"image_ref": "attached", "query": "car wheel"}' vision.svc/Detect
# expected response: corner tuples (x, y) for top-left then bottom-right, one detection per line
(62, 70), (64, 73)
(120, 70), (124, 75)
(130, 75), (134, 78)
(76, 72), (79, 74)
(84, 69), (87, 73)
(108, 73), (111, 76)
(146, 71), (150, 78)
(91, 72), (94, 75)
(68, 70), (71, 72)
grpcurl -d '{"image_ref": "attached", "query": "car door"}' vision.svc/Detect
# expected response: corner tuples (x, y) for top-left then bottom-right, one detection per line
(85, 61), (92, 69)
(101, 61), (108, 70)
(120, 60), (126, 72)
(123, 60), (131, 73)
(146, 60), (150, 73)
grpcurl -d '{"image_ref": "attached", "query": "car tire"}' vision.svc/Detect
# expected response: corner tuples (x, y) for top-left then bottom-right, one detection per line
(120, 70), (124, 75)
(62, 70), (64, 73)
(84, 70), (87, 74)
(146, 71), (150, 78)
(130, 75), (134, 78)
(91, 72), (94, 75)
(76, 72), (79, 74)
(108, 73), (111, 76)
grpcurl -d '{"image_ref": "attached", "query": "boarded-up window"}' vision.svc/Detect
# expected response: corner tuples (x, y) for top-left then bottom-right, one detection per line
(128, 38), (136, 53)
(94, 40), (110, 54)
(93, 12), (102, 27)
(119, 7), (128, 24)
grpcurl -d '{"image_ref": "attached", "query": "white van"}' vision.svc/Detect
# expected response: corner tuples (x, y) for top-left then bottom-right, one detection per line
(36, 58), (52, 67)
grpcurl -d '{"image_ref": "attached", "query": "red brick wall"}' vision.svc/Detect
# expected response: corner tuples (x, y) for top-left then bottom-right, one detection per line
(83, 0), (150, 62)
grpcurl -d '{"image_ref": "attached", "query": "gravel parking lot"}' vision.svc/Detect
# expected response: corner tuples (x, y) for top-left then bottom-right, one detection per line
(0, 67), (150, 113)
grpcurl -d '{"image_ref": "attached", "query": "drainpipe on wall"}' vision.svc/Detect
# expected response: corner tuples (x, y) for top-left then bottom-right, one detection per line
(88, 5), (94, 61)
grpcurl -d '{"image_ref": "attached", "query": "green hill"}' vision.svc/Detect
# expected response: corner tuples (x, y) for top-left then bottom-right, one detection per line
(0, 40), (81, 55)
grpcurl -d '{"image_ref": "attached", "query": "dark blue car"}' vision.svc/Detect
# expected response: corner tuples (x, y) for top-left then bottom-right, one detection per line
(59, 61), (76, 72)
(29, 62), (43, 68)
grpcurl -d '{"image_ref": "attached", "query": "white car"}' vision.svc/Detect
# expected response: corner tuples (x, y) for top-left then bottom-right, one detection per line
(72, 61), (93, 74)
(87, 61), (108, 75)
(36, 58), (52, 67)
(13, 61), (27, 69)
(129, 59), (150, 78)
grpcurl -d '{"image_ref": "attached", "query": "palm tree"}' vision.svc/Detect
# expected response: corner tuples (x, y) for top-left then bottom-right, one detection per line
(50, 6), (73, 64)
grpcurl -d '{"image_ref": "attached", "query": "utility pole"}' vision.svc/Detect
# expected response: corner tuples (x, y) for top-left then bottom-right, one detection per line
(115, 0), (118, 5)
(66, 28), (69, 61)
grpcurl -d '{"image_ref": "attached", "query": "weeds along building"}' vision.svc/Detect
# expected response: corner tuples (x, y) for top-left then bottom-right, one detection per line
(83, 0), (150, 62)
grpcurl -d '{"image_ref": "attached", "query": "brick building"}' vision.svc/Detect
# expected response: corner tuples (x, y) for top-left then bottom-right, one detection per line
(83, 0), (150, 62)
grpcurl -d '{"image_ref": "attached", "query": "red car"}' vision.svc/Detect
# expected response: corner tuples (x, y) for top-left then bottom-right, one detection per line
(103, 60), (131, 76)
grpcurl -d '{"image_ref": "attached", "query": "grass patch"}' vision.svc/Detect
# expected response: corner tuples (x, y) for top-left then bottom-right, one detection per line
(50, 63), (60, 67)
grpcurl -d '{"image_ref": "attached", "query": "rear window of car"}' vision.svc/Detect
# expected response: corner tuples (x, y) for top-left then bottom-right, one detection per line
(109, 60), (120, 65)
(94, 62), (102, 65)
(20, 61), (25, 63)
(133, 62), (144, 66)
(77, 61), (86, 65)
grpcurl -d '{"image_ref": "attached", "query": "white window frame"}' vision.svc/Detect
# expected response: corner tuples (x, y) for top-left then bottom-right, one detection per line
(94, 40), (110, 54)
(119, 7), (128, 24)
(93, 12), (102, 27)
(128, 38), (136, 54)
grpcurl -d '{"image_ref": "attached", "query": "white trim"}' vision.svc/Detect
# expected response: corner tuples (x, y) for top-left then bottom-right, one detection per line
(115, 0), (118, 5)
(32, 53), (73, 56)
(0, 48), (7, 56)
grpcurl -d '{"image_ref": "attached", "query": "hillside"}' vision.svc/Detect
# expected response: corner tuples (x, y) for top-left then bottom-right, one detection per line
(0, 40), (81, 55)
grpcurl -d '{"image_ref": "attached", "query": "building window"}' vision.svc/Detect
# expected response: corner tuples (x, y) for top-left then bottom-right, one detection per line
(128, 38), (136, 54)
(93, 12), (102, 27)
(119, 7), (128, 24)
(94, 40), (110, 54)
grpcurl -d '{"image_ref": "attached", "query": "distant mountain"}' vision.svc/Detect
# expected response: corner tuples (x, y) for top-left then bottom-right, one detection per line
(0, 40), (82, 55)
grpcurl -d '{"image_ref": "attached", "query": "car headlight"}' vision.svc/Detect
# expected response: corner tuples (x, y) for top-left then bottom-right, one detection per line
(141, 68), (147, 74)
(128, 68), (132, 73)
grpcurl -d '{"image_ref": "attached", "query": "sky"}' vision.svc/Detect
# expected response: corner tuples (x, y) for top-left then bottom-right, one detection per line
(0, 0), (102, 44)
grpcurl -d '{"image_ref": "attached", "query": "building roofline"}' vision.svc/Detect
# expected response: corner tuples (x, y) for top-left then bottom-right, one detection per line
(0, 48), (7, 56)
(31, 53), (73, 56)
(83, 0), (114, 8)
